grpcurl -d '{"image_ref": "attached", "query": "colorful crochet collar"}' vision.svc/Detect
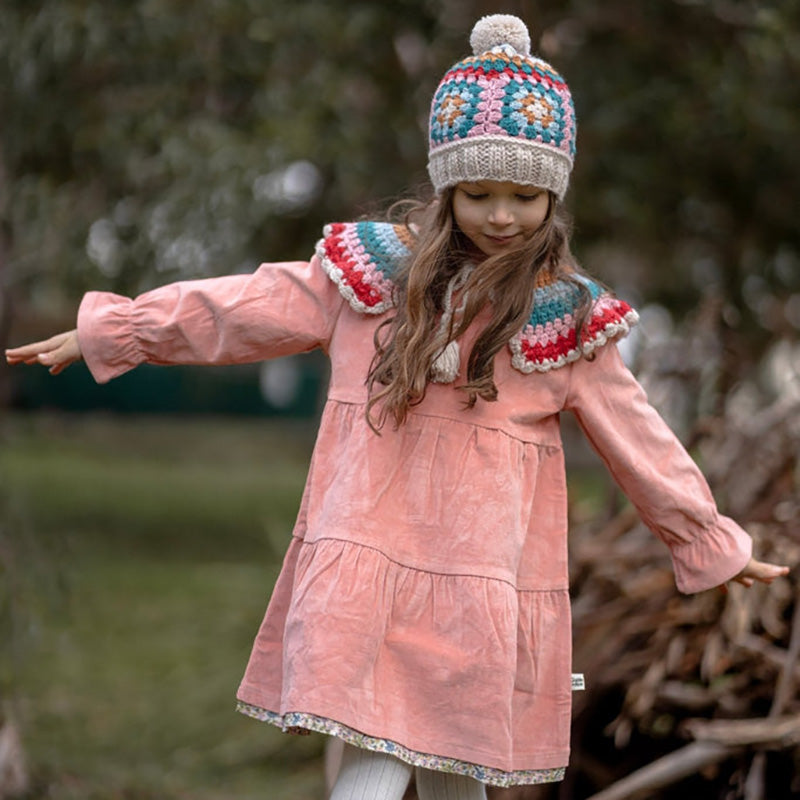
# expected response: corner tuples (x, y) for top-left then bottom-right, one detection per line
(317, 221), (638, 374)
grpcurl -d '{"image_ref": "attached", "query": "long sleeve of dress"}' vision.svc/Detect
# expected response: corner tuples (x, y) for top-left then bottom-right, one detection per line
(564, 343), (752, 594)
(77, 256), (345, 384)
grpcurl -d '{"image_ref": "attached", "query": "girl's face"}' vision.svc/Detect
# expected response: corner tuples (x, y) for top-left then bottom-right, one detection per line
(452, 180), (550, 257)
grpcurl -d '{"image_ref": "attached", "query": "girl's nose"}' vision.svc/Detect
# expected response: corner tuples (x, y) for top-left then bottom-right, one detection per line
(488, 203), (513, 226)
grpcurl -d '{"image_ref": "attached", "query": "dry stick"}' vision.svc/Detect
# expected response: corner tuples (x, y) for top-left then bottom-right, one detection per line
(769, 588), (800, 717)
(582, 741), (736, 800)
(685, 715), (800, 748)
(743, 587), (800, 800)
(744, 755), (766, 800)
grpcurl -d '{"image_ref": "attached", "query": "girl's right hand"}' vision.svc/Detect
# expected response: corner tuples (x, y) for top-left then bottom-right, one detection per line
(5, 330), (82, 374)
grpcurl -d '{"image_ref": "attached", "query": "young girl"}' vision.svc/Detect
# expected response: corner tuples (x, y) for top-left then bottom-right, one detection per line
(6, 14), (789, 800)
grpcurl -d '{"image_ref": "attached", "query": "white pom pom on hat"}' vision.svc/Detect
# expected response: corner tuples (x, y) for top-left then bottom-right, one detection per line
(469, 14), (531, 56)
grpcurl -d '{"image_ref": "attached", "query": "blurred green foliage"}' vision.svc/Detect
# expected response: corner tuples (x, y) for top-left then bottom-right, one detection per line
(562, 0), (800, 353)
(1, 0), (797, 360)
(1, 0), (440, 302)
(0, 414), (323, 799)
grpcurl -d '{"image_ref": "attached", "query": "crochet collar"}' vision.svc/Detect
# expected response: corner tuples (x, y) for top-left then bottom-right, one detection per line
(317, 221), (638, 374)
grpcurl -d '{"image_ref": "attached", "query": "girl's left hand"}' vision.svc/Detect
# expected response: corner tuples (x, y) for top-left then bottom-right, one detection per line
(5, 329), (82, 375)
(728, 557), (790, 589)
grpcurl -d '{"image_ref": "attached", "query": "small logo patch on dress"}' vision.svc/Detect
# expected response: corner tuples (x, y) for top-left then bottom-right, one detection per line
(572, 674), (585, 691)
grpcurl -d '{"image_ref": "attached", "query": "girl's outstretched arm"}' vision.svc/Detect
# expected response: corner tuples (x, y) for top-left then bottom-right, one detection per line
(565, 343), (791, 594)
(6, 330), (82, 375)
(6, 256), (345, 385)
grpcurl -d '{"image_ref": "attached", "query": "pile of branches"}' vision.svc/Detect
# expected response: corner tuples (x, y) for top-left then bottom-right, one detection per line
(552, 337), (800, 800)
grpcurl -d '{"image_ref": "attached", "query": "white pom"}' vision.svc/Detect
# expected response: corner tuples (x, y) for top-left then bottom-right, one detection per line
(469, 14), (531, 56)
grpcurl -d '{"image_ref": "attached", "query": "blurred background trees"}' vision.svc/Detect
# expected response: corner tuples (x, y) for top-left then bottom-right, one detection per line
(1, 0), (798, 367)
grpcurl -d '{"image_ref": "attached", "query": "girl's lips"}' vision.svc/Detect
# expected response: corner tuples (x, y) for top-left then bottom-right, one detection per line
(485, 234), (519, 243)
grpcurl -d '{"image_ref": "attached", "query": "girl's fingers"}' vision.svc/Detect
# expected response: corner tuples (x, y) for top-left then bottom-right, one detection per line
(6, 354), (41, 365)
(46, 343), (81, 374)
(753, 563), (790, 583)
(5, 330), (81, 370)
(5, 348), (42, 364)
(6, 334), (68, 361)
(731, 558), (791, 588)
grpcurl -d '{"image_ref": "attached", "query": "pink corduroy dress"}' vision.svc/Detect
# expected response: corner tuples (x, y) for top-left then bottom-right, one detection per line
(76, 222), (752, 787)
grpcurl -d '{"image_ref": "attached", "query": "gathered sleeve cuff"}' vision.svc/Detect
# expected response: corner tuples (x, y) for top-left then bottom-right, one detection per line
(77, 256), (345, 384)
(564, 344), (752, 594)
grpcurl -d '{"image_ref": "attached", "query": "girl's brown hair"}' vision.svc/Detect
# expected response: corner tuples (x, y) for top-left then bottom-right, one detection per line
(366, 188), (592, 431)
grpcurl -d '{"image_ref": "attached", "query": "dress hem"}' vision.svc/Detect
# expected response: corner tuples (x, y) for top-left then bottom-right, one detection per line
(235, 700), (566, 787)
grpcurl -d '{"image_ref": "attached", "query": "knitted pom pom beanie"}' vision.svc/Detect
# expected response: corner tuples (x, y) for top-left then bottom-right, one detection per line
(427, 14), (576, 199)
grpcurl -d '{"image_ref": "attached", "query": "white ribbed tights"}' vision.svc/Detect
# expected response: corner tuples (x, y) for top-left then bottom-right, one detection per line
(328, 743), (488, 800)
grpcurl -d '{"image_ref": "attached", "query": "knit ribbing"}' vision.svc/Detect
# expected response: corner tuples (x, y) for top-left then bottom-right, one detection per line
(428, 137), (572, 201)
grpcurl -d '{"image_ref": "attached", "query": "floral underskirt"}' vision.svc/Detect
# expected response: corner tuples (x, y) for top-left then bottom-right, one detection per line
(236, 700), (566, 788)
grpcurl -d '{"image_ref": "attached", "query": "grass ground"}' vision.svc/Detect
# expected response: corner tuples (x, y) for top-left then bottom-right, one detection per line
(0, 412), (325, 800)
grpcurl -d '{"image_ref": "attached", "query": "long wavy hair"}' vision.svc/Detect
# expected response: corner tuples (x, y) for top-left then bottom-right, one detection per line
(365, 188), (593, 431)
